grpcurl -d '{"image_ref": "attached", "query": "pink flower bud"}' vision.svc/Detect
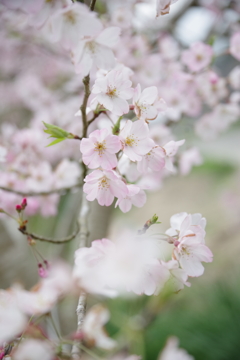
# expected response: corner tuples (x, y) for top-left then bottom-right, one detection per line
(16, 204), (22, 213)
(21, 198), (27, 209)
(38, 266), (48, 278)
(0, 351), (4, 360)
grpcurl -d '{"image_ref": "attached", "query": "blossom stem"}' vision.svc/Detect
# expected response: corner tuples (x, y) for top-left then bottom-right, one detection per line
(18, 222), (80, 244)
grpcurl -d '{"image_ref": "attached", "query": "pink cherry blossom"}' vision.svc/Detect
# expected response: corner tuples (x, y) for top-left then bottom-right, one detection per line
(137, 145), (165, 174)
(119, 120), (155, 162)
(133, 84), (166, 122)
(13, 339), (54, 360)
(82, 304), (117, 350)
(181, 42), (213, 73)
(83, 169), (128, 206)
(43, 3), (102, 49)
(80, 128), (121, 170)
(156, 0), (179, 16)
(230, 32), (240, 61)
(115, 184), (146, 213)
(162, 139), (185, 172)
(91, 67), (134, 116)
(72, 26), (121, 76)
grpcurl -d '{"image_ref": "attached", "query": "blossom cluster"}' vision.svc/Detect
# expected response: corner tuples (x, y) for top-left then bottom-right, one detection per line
(74, 212), (213, 297)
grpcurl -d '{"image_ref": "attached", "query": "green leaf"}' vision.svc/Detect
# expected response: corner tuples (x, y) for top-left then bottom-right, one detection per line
(43, 122), (69, 139)
(46, 138), (65, 147)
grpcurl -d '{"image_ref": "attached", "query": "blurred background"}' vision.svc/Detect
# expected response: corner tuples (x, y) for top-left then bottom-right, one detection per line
(0, 0), (240, 359)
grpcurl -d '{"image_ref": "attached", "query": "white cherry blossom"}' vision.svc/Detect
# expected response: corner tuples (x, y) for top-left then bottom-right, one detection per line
(72, 26), (121, 76)
(83, 304), (117, 350)
(119, 120), (155, 162)
(91, 67), (134, 116)
(43, 2), (102, 49)
(133, 84), (166, 122)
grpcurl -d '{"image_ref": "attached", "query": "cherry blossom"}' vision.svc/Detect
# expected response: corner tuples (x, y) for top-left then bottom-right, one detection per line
(181, 42), (213, 73)
(91, 67), (134, 116)
(74, 235), (168, 297)
(133, 84), (166, 122)
(15, 262), (74, 315)
(230, 32), (240, 61)
(80, 128), (121, 170)
(83, 169), (128, 206)
(115, 184), (146, 213)
(137, 145), (165, 174)
(179, 147), (203, 175)
(0, 290), (27, 344)
(119, 120), (155, 162)
(159, 337), (194, 360)
(82, 304), (117, 350)
(72, 26), (121, 76)
(156, 0), (179, 16)
(43, 2), (102, 49)
(13, 339), (54, 360)
(54, 159), (81, 188)
(161, 260), (191, 292)
(166, 213), (213, 277)
(162, 139), (185, 172)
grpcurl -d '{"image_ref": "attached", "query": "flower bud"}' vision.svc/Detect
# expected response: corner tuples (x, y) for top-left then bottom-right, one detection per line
(16, 204), (22, 213)
(21, 198), (27, 209)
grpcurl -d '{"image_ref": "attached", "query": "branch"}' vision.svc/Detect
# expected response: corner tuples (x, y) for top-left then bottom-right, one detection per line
(0, 183), (82, 197)
(90, 0), (97, 11)
(18, 222), (80, 244)
(72, 195), (90, 359)
(80, 75), (91, 138)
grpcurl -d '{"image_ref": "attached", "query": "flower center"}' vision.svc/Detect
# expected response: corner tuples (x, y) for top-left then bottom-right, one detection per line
(94, 141), (106, 156)
(87, 41), (96, 54)
(125, 135), (138, 147)
(98, 176), (110, 190)
(64, 11), (76, 24)
(106, 87), (117, 98)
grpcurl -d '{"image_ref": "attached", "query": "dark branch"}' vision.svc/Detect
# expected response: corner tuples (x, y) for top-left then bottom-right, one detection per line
(19, 222), (80, 244)
(89, 0), (97, 11)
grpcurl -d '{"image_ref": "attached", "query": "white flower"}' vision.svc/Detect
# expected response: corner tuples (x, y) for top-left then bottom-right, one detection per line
(43, 2), (102, 49)
(133, 84), (166, 122)
(91, 67), (134, 116)
(13, 339), (54, 360)
(72, 26), (121, 76)
(83, 304), (116, 350)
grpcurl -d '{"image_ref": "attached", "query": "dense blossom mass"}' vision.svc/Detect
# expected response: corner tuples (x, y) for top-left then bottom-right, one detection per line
(0, 0), (238, 358)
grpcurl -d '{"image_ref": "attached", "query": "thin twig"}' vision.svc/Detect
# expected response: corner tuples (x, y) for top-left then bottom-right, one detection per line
(18, 222), (80, 244)
(0, 183), (82, 197)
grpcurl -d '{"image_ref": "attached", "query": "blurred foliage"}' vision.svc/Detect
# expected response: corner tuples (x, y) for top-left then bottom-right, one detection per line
(104, 271), (240, 360)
